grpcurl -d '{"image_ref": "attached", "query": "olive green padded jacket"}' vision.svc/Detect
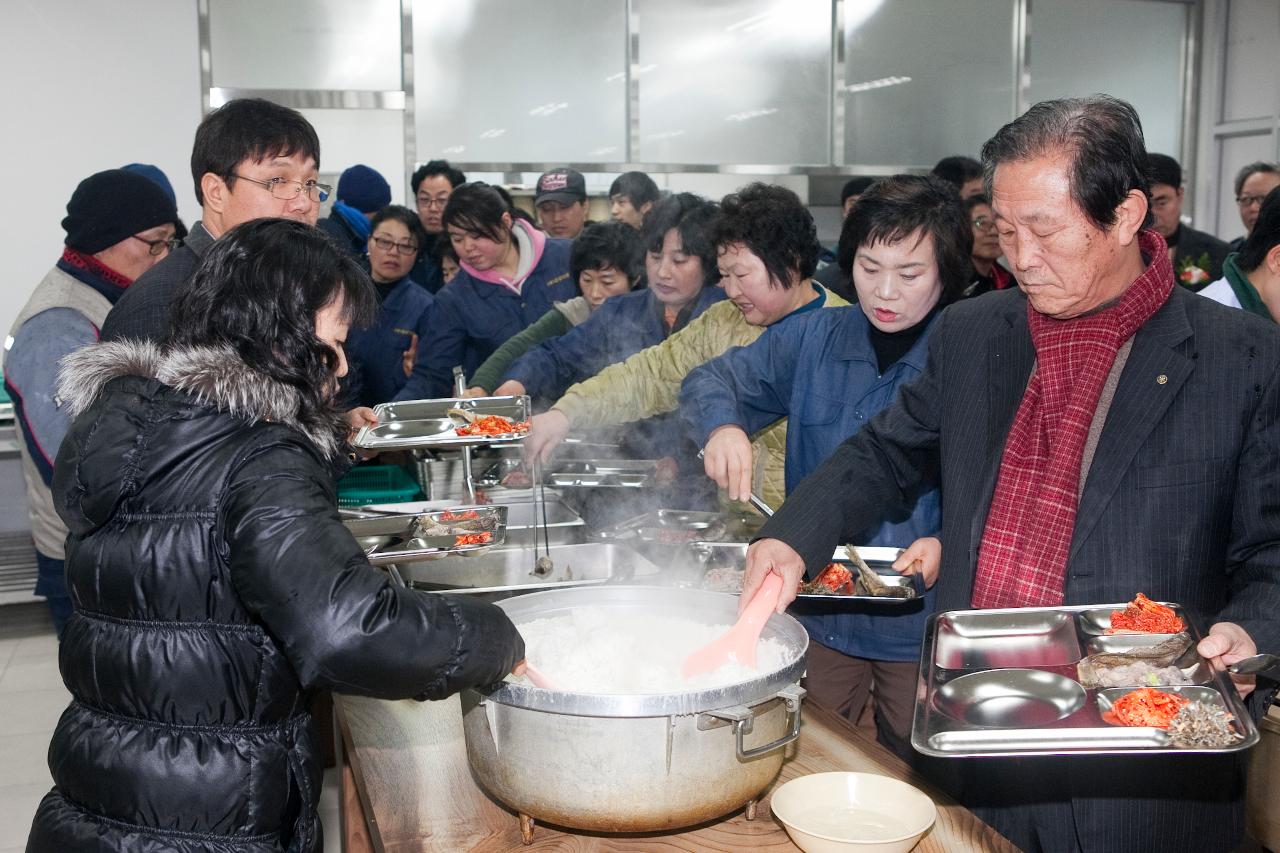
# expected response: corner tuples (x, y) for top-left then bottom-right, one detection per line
(552, 285), (849, 509)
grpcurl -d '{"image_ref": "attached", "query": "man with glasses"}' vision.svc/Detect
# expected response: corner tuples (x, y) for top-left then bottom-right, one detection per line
(3, 169), (179, 637)
(409, 159), (466, 294)
(101, 98), (325, 343)
(1231, 162), (1280, 250)
(961, 194), (1013, 297)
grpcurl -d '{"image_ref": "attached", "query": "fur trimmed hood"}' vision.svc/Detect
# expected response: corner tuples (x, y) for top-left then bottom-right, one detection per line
(57, 340), (341, 458)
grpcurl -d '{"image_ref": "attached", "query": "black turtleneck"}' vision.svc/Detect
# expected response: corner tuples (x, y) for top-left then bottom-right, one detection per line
(373, 277), (398, 303)
(867, 303), (942, 374)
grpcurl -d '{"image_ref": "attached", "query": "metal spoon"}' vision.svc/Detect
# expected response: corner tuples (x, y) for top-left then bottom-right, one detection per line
(1228, 653), (1280, 676)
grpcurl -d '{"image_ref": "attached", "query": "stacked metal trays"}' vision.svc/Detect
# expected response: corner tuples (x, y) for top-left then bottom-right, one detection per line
(385, 542), (663, 596)
(688, 543), (922, 602)
(343, 506), (507, 565)
(545, 459), (658, 488)
(351, 395), (531, 450)
(590, 509), (764, 546)
(912, 603), (1260, 757)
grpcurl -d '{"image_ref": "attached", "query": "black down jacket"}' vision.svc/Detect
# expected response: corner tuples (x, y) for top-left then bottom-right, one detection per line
(26, 341), (524, 853)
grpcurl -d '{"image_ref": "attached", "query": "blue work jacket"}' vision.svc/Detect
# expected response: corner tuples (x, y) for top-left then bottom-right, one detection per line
(395, 239), (575, 400)
(346, 276), (434, 407)
(502, 285), (727, 402)
(680, 305), (941, 661)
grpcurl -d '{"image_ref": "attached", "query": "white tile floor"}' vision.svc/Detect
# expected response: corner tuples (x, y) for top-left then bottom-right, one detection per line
(0, 603), (341, 853)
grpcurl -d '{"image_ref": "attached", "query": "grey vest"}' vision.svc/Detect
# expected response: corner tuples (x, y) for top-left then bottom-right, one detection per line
(4, 265), (113, 558)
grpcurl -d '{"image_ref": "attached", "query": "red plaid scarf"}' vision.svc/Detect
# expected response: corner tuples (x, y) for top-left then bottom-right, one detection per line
(60, 246), (133, 288)
(971, 231), (1174, 608)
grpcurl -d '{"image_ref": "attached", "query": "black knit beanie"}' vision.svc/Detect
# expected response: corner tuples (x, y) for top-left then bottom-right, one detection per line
(61, 169), (180, 254)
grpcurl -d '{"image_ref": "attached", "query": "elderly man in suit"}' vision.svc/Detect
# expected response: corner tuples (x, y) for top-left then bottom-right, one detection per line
(742, 95), (1280, 853)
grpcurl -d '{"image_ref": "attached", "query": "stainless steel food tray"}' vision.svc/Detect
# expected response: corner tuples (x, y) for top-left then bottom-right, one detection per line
(352, 395), (530, 450)
(590, 509), (764, 545)
(385, 542), (662, 595)
(912, 603), (1260, 757)
(687, 542), (922, 602)
(343, 506), (507, 565)
(545, 459), (658, 488)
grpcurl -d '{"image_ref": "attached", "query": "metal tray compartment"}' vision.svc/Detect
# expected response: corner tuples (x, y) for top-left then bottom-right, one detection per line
(913, 603), (1260, 757)
(344, 506), (507, 565)
(546, 459), (658, 489)
(934, 669), (1086, 727)
(352, 396), (530, 450)
(387, 542), (662, 595)
(685, 542), (921, 602)
(1078, 632), (1212, 687)
(935, 611), (1082, 670)
(1077, 602), (1185, 636)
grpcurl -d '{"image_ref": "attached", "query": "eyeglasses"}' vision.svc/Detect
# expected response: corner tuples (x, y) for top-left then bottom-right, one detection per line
(230, 173), (331, 203)
(1237, 194), (1269, 208)
(131, 235), (180, 256)
(417, 195), (450, 210)
(370, 235), (419, 254)
(971, 216), (996, 231)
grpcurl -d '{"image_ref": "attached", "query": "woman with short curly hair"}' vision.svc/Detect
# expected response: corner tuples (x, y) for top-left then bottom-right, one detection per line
(524, 183), (853, 511)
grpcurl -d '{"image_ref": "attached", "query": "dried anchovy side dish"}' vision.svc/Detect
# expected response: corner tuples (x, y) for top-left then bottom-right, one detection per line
(1167, 701), (1242, 748)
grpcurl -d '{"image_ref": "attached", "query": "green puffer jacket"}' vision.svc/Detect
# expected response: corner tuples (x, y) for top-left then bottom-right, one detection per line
(552, 286), (850, 509)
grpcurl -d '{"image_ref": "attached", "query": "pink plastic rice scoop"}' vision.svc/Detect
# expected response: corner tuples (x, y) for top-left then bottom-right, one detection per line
(521, 662), (561, 690)
(681, 572), (785, 679)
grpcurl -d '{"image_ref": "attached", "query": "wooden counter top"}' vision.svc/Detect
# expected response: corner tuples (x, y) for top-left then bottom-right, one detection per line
(333, 692), (1016, 852)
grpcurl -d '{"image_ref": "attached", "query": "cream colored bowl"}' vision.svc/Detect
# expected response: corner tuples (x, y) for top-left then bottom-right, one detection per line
(770, 772), (937, 853)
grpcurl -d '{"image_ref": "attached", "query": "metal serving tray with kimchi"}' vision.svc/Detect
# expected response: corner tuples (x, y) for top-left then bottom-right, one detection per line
(343, 506), (507, 564)
(351, 396), (531, 450)
(912, 601), (1258, 758)
(689, 543), (922, 603)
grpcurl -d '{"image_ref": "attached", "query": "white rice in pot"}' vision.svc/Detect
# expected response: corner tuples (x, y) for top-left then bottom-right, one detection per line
(512, 608), (792, 694)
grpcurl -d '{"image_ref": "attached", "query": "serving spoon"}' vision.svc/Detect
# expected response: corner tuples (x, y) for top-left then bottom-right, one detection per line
(681, 571), (784, 679)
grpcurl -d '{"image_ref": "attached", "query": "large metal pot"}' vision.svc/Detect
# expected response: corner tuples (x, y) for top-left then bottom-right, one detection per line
(462, 585), (808, 832)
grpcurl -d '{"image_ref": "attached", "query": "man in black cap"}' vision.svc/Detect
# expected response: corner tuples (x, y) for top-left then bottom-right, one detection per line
(3, 169), (179, 637)
(317, 163), (391, 257)
(535, 167), (591, 239)
(101, 97), (324, 343)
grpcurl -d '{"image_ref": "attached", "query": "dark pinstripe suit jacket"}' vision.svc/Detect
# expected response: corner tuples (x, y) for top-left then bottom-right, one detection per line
(761, 284), (1280, 853)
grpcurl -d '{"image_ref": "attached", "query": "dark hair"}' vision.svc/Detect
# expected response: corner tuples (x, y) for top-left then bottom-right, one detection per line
(570, 221), (644, 285)
(931, 156), (983, 192)
(1147, 153), (1182, 190)
(981, 95), (1152, 231)
(836, 175), (972, 304)
(1238, 187), (1280, 272)
(1234, 162), (1279, 198)
(608, 171), (661, 207)
(711, 183), (821, 287)
(435, 238), (458, 263)
(963, 194), (993, 217)
(190, 98), (320, 206)
(641, 193), (721, 286)
(166, 219), (376, 453)
(369, 205), (427, 252)
(411, 159), (466, 195)
(841, 177), (876, 206)
(441, 182), (512, 244)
